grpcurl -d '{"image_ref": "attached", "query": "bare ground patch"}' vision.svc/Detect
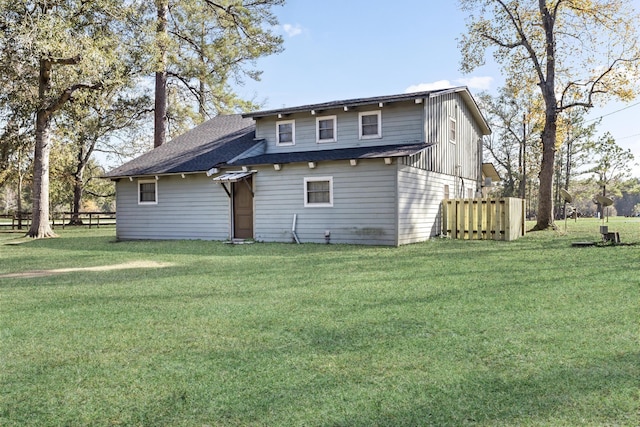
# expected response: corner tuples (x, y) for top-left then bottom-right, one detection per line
(0, 261), (175, 279)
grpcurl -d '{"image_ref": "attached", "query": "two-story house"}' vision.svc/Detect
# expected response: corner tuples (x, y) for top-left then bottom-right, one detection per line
(104, 86), (491, 245)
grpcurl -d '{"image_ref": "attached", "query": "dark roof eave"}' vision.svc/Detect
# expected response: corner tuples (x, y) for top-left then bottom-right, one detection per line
(226, 143), (434, 167)
(102, 170), (207, 180)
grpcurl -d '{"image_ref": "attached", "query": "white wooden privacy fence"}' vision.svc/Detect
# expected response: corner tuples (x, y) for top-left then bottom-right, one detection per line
(442, 198), (526, 241)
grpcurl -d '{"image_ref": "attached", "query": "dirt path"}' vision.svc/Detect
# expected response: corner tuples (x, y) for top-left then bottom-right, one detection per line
(0, 261), (174, 279)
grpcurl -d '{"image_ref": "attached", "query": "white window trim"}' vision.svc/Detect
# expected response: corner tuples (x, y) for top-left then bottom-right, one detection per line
(138, 179), (158, 205)
(304, 176), (333, 207)
(449, 116), (457, 144)
(276, 119), (295, 146)
(316, 115), (337, 143)
(359, 110), (382, 140)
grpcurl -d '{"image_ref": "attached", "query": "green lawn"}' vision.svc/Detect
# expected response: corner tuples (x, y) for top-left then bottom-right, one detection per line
(1, 218), (638, 426)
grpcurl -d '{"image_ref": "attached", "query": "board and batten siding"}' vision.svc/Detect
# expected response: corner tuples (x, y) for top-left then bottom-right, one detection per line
(115, 174), (230, 240)
(423, 92), (483, 190)
(397, 165), (459, 245)
(254, 101), (424, 154)
(253, 160), (398, 245)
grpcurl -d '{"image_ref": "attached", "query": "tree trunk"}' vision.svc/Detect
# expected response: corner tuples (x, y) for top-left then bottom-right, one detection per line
(154, 0), (168, 148)
(28, 60), (56, 238)
(519, 114), (526, 199)
(70, 161), (85, 226)
(534, 116), (557, 230)
(533, 1), (557, 231)
(199, 78), (206, 121)
(154, 71), (167, 148)
(600, 184), (606, 219)
(28, 109), (56, 238)
(16, 148), (24, 230)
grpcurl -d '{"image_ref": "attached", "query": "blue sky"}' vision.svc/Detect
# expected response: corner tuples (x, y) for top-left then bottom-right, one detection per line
(236, 0), (640, 178)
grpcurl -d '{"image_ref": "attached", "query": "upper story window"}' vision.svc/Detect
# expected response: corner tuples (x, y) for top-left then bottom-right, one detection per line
(276, 120), (295, 146)
(138, 179), (157, 205)
(316, 115), (337, 143)
(359, 111), (382, 139)
(449, 117), (456, 143)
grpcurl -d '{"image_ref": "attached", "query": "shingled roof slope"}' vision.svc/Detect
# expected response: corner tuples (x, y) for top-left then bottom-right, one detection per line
(104, 115), (257, 178)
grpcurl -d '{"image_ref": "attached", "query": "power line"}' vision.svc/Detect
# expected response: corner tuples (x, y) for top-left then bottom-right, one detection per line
(585, 101), (640, 122)
(616, 132), (640, 140)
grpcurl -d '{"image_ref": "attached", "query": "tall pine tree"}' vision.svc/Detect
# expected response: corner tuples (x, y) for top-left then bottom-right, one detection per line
(148, 0), (284, 147)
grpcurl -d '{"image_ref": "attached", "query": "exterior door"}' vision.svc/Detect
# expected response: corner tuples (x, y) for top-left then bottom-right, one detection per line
(233, 177), (253, 239)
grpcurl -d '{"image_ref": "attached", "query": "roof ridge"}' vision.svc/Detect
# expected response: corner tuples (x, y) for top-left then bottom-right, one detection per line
(243, 86), (469, 118)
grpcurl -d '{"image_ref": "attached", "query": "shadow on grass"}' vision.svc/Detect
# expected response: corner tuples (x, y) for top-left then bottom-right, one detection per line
(116, 337), (637, 426)
(195, 345), (636, 426)
(319, 351), (638, 426)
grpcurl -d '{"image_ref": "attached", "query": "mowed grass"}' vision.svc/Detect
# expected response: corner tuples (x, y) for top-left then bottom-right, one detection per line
(1, 218), (638, 426)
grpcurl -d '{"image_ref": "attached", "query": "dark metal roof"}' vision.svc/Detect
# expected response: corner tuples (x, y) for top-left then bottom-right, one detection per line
(103, 115), (257, 178)
(228, 143), (434, 167)
(242, 88), (461, 118)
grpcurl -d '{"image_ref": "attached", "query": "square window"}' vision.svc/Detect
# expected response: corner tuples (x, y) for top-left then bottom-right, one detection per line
(276, 120), (295, 146)
(316, 116), (337, 143)
(138, 180), (157, 204)
(304, 177), (333, 207)
(359, 111), (381, 139)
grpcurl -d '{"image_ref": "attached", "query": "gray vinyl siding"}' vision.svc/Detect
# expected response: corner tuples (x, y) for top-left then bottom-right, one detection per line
(253, 160), (398, 245)
(114, 174), (230, 240)
(254, 101), (423, 154)
(397, 165), (459, 245)
(423, 92), (483, 184)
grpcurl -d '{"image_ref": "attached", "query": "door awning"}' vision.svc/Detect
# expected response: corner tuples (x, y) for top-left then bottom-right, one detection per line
(212, 170), (256, 182)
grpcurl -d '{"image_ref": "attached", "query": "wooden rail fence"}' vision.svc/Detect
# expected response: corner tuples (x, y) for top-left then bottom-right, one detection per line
(0, 211), (116, 230)
(442, 198), (525, 241)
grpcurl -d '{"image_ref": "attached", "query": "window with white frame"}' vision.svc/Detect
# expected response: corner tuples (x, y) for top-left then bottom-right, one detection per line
(304, 177), (333, 207)
(276, 120), (295, 146)
(138, 179), (157, 204)
(316, 115), (337, 143)
(359, 111), (381, 139)
(449, 116), (456, 143)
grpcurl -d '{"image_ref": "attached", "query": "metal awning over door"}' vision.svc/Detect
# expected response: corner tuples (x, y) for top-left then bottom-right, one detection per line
(212, 170), (256, 197)
(212, 170), (256, 182)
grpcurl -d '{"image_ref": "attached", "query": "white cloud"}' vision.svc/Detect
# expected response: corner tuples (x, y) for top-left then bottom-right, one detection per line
(456, 76), (494, 90)
(405, 80), (455, 93)
(280, 23), (303, 37)
(405, 76), (494, 93)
